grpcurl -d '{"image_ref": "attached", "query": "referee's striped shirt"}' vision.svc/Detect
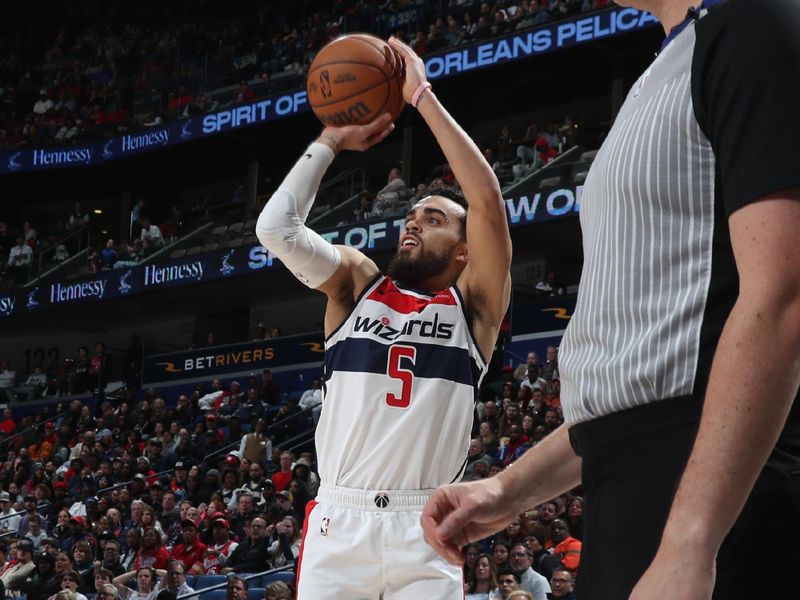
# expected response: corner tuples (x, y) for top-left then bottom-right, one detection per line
(559, 0), (800, 425)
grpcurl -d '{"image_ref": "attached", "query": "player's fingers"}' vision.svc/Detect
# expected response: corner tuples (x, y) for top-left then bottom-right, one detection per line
(366, 113), (393, 133)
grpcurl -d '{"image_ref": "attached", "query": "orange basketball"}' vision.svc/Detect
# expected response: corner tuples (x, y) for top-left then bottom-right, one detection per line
(307, 34), (405, 127)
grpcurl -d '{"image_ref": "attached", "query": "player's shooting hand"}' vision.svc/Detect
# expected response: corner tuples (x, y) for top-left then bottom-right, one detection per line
(388, 37), (427, 105)
(420, 477), (517, 566)
(318, 114), (395, 153)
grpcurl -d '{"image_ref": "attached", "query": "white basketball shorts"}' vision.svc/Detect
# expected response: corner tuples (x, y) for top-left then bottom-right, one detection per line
(296, 483), (464, 600)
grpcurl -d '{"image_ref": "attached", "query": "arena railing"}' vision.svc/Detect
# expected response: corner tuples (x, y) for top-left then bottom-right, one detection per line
(0, 503), (51, 525)
(177, 565), (295, 600)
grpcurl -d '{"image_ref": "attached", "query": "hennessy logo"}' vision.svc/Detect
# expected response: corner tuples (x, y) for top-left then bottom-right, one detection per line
(320, 71), (332, 98)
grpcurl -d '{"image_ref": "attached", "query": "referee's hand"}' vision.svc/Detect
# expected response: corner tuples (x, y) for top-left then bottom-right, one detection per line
(420, 478), (516, 566)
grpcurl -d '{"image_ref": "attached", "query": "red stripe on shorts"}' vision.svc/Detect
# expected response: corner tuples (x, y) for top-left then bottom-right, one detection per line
(295, 499), (318, 594)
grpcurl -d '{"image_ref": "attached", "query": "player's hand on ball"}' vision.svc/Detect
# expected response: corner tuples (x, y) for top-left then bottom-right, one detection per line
(388, 37), (428, 105)
(421, 477), (517, 566)
(319, 113), (395, 153)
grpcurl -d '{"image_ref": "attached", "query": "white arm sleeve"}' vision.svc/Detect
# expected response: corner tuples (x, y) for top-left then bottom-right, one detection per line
(255, 142), (342, 288)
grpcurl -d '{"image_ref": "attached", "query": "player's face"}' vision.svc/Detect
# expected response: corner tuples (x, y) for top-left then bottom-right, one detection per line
(388, 196), (466, 286)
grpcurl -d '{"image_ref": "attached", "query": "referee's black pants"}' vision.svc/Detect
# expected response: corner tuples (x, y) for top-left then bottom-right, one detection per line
(568, 394), (800, 600)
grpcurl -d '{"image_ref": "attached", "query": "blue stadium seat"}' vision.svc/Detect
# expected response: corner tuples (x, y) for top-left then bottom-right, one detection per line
(246, 588), (264, 600)
(200, 590), (227, 600)
(262, 571), (294, 586)
(195, 574), (229, 592)
(186, 575), (198, 589)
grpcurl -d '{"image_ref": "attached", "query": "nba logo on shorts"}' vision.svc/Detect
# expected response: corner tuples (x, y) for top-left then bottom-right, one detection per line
(374, 493), (389, 508)
(320, 517), (330, 536)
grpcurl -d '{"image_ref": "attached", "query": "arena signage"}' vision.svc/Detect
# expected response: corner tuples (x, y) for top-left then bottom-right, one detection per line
(0, 7), (656, 174)
(141, 332), (325, 384)
(424, 8), (657, 80)
(0, 183), (580, 316)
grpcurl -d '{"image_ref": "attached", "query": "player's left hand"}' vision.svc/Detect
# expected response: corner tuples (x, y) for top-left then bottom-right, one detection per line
(388, 37), (427, 105)
(629, 542), (715, 600)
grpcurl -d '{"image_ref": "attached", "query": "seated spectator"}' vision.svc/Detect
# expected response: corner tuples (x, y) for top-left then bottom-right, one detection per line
(112, 567), (159, 600)
(223, 516), (272, 573)
(53, 244), (70, 264)
(7, 236), (32, 283)
(68, 203), (90, 229)
(113, 241), (139, 269)
(158, 560), (194, 596)
(99, 240), (118, 270)
(265, 581), (291, 600)
(369, 167), (408, 217)
(548, 567), (576, 600)
(170, 520), (206, 572)
(0, 363), (17, 403)
(466, 553), (501, 599)
(266, 515), (301, 567)
(496, 567), (522, 600)
(550, 520), (581, 576)
(139, 219), (164, 247)
(508, 543), (550, 600)
(1, 541), (37, 594)
(9, 366), (47, 401)
(226, 576), (247, 600)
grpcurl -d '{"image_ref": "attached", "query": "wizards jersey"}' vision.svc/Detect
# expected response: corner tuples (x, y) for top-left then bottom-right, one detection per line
(316, 274), (488, 490)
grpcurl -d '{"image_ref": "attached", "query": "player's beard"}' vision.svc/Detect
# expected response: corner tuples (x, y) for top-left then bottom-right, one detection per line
(387, 246), (452, 287)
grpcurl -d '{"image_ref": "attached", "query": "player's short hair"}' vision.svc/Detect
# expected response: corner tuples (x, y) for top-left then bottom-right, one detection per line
(420, 184), (468, 238)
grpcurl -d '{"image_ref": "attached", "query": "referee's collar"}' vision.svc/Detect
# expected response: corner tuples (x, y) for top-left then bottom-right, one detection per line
(661, 0), (724, 50)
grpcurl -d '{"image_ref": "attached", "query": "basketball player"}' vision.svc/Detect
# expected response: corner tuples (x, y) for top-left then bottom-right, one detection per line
(421, 1), (800, 599)
(255, 37), (511, 599)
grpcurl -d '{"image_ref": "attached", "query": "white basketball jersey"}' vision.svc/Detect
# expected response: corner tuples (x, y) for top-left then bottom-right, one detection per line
(316, 275), (488, 490)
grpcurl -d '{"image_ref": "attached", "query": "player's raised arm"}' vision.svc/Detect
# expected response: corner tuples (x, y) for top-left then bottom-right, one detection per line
(389, 37), (512, 357)
(255, 116), (393, 321)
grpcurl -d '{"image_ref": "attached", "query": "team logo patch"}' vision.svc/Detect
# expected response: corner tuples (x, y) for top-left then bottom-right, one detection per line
(381, 316), (390, 326)
(320, 517), (330, 536)
(374, 493), (389, 508)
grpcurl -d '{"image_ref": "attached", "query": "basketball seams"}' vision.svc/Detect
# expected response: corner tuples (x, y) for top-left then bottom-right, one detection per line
(308, 62), (390, 110)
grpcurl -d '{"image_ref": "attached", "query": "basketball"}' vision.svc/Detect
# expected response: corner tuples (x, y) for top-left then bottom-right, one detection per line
(307, 34), (405, 127)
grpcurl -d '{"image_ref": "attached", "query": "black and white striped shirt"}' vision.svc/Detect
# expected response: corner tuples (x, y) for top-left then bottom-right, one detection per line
(560, 0), (800, 425)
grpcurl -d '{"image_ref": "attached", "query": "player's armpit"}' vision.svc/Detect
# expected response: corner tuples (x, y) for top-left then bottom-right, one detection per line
(318, 245), (380, 336)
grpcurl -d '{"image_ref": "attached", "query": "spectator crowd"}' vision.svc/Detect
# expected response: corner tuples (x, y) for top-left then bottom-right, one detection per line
(0, 338), (579, 600)
(0, 0), (610, 151)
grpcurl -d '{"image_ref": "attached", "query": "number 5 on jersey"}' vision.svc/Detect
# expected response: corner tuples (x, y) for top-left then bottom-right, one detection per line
(386, 344), (416, 408)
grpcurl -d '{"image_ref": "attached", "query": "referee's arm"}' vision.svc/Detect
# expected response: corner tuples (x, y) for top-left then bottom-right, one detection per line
(632, 191), (800, 599)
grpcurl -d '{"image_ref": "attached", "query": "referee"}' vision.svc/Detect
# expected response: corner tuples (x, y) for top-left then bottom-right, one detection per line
(420, 1), (800, 599)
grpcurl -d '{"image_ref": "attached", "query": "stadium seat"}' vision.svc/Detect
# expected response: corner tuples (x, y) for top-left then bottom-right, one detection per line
(246, 588), (264, 600)
(212, 224), (228, 238)
(539, 175), (562, 188)
(227, 222), (244, 235)
(202, 242), (219, 253)
(195, 574), (229, 590)
(226, 238), (243, 248)
(580, 149), (599, 164)
(262, 571), (294, 586)
(243, 218), (257, 233)
(573, 170), (589, 184)
(243, 234), (260, 246)
(186, 246), (202, 256)
(199, 590), (227, 600)
(170, 248), (187, 259)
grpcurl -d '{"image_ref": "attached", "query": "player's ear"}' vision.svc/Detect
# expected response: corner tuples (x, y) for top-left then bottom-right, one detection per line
(454, 241), (469, 265)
